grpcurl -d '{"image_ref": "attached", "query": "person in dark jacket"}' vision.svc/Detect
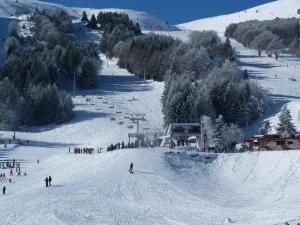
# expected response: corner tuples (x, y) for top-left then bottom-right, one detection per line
(3, 186), (6, 195)
(48, 176), (52, 186)
(129, 162), (133, 173)
(45, 177), (49, 187)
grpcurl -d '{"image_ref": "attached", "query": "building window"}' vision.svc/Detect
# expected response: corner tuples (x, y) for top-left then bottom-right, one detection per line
(288, 141), (293, 145)
(276, 141), (285, 145)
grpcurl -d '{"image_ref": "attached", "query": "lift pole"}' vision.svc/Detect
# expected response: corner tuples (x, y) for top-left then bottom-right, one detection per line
(130, 114), (146, 147)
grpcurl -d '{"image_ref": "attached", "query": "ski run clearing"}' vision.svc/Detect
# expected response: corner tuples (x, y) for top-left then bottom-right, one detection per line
(2, 0), (300, 225)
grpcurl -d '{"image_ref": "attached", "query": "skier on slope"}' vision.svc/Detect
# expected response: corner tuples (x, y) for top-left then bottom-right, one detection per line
(45, 177), (49, 187)
(129, 162), (133, 173)
(48, 176), (52, 187)
(3, 186), (6, 195)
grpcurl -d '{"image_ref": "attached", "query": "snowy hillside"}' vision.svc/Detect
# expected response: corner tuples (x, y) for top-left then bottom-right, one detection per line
(0, 0), (177, 31)
(0, 52), (164, 148)
(177, 0), (300, 33)
(3, 144), (300, 224)
(2, 1), (300, 225)
(230, 39), (300, 135)
(80, 8), (177, 31)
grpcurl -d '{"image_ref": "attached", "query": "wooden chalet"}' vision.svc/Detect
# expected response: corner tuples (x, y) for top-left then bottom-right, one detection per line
(246, 135), (300, 151)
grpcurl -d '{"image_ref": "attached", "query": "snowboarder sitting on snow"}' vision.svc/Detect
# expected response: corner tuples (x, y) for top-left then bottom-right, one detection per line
(129, 162), (133, 173)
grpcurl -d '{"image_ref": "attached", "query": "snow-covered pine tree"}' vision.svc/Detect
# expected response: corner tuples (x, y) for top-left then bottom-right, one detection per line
(88, 14), (97, 29)
(77, 57), (99, 89)
(195, 83), (215, 119)
(213, 115), (226, 152)
(0, 78), (23, 130)
(259, 121), (271, 135)
(276, 106), (297, 137)
(222, 123), (241, 151)
(200, 115), (215, 147)
(81, 11), (89, 23)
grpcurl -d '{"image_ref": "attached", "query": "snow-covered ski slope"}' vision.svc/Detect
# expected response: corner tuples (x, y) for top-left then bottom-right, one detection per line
(0, 0), (176, 31)
(230, 40), (300, 135)
(2, 1), (300, 225)
(3, 145), (300, 224)
(0, 53), (164, 148)
(177, 0), (300, 34)
(166, 0), (300, 135)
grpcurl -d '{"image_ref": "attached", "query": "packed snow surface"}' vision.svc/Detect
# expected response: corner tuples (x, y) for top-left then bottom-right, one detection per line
(3, 145), (300, 224)
(178, 0), (300, 33)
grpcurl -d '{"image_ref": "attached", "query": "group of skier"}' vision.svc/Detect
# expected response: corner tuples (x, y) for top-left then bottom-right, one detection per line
(107, 142), (126, 151)
(169, 139), (190, 149)
(0, 159), (19, 169)
(73, 147), (95, 154)
(0, 174), (6, 180)
(0, 159), (24, 179)
(44, 176), (52, 187)
(107, 141), (141, 151)
(0, 160), (25, 196)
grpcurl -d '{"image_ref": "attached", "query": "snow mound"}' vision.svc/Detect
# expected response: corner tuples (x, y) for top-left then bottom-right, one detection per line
(177, 0), (300, 34)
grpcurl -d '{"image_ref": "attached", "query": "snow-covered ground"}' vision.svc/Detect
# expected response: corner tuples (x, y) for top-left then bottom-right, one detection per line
(3, 142), (300, 224)
(150, 28), (300, 135)
(166, 0), (300, 135)
(0, 53), (164, 149)
(177, 0), (300, 34)
(2, 1), (300, 225)
(231, 40), (300, 134)
(1, 29), (300, 224)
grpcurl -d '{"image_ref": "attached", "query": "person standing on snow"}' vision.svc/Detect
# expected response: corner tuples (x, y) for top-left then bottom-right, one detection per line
(3, 186), (6, 195)
(48, 176), (52, 187)
(45, 177), (49, 187)
(129, 162), (133, 173)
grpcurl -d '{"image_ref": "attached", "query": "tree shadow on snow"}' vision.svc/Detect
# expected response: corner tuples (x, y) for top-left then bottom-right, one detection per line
(23, 140), (74, 149)
(238, 61), (279, 69)
(19, 110), (111, 134)
(94, 75), (154, 96)
(237, 54), (259, 59)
